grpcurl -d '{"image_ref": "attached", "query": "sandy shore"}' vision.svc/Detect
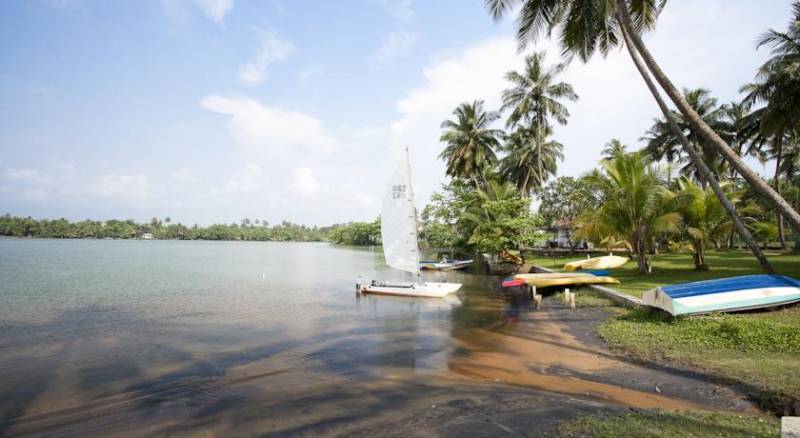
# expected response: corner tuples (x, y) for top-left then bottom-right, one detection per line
(5, 296), (760, 437)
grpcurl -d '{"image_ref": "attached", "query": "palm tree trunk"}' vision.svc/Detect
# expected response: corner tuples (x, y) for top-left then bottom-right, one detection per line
(618, 17), (775, 274)
(635, 228), (648, 274)
(616, 0), (800, 237)
(774, 133), (786, 249)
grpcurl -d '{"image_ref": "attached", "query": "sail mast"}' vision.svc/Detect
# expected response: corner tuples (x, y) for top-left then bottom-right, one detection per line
(404, 147), (422, 282)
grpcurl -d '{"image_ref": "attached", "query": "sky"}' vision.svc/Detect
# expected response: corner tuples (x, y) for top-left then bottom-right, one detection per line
(0, 0), (793, 226)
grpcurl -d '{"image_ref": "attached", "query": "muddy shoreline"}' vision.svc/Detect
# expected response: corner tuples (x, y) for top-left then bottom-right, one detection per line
(3, 296), (765, 437)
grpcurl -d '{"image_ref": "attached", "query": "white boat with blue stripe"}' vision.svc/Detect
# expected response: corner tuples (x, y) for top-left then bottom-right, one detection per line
(642, 274), (800, 316)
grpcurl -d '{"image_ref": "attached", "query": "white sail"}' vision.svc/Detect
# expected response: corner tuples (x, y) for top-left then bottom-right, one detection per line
(381, 147), (421, 274)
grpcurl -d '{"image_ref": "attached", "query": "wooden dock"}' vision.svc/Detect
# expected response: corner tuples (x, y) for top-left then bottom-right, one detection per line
(531, 265), (642, 308)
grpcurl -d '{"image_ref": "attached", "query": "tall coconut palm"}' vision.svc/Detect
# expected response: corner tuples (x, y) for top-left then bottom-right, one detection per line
(499, 124), (564, 196)
(584, 148), (681, 274)
(501, 51), (578, 129)
(485, 0), (800, 237)
(741, 3), (800, 249)
(501, 51), (576, 189)
(439, 100), (502, 186)
(642, 88), (733, 185)
(600, 139), (627, 161)
(617, 21), (774, 272)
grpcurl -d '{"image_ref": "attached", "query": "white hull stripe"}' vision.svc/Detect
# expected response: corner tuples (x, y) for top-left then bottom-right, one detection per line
(674, 286), (800, 308)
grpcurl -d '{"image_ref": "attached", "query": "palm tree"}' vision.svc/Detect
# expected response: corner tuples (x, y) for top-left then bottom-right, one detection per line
(501, 51), (578, 129)
(618, 22), (774, 273)
(584, 148), (681, 274)
(484, 0), (800, 237)
(500, 51), (576, 190)
(741, 3), (800, 249)
(600, 139), (627, 161)
(499, 124), (564, 196)
(439, 100), (502, 187)
(642, 88), (733, 185)
(674, 178), (733, 271)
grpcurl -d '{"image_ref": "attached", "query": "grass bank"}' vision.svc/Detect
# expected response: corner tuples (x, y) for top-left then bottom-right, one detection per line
(557, 410), (778, 437)
(526, 250), (800, 298)
(526, 251), (800, 415)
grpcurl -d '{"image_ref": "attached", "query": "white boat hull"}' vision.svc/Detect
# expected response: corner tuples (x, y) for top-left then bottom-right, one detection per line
(642, 275), (800, 316)
(420, 259), (473, 271)
(359, 281), (462, 298)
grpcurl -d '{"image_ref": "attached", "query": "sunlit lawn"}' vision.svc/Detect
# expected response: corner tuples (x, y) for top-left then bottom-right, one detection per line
(527, 250), (800, 412)
(526, 250), (800, 298)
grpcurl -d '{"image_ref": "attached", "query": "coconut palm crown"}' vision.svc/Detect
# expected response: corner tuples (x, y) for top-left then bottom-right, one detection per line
(438, 100), (503, 185)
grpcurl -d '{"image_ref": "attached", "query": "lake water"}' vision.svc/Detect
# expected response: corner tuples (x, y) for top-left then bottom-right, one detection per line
(0, 239), (748, 436)
(0, 239), (511, 435)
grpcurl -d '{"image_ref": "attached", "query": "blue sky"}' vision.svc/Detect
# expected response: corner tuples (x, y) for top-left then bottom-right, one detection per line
(0, 0), (792, 226)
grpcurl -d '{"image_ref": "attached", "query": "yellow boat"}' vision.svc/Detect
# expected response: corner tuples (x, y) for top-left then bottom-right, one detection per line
(564, 255), (628, 271)
(514, 273), (595, 280)
(513, 273), (620, 288)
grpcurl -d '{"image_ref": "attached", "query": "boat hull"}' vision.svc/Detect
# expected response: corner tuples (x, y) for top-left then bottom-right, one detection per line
(564, 255), (628, 271)
(642, 274), (800, 316)
(513, 273), (620, 288)
(359, 281), (462, 298)
(419, 259), (473, 271)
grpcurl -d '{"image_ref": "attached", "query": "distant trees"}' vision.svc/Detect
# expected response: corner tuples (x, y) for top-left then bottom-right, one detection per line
(327, 219), (381, 246)
(0, 214), (328, 242)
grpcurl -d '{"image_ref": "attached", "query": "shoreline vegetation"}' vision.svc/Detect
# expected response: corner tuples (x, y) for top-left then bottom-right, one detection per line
(0, 214), (381, 243)
(528, 250), (800, 418)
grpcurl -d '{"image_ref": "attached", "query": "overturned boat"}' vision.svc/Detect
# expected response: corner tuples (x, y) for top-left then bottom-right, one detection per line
(564, 255), (628, 271)
(642, 274), (800, 316)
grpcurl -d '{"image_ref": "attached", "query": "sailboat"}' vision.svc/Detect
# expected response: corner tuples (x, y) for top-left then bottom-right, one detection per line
(357, 147), (462, 298)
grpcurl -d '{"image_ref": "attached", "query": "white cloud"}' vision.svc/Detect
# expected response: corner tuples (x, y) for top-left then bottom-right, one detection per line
(238, 30), (295, 84)
(380, 0), (414, 22)
(194, 0), (234, 26)
(223, 164), (269, 194)
(99, 173), (149, 200)
(20, 187), (48, 202)
(2, 168), (49, 186)
(355, 193), (376, 208)
(171, 168), (199, 184)
(291, 167), (321, 198)
(200, 94), (336, 153)
(372, 31), (418, 66)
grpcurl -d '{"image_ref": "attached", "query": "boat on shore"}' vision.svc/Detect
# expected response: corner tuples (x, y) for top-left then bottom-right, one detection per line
(564, 255), (628, 271)
(642, 274), (800, 316)
(514, 272), (620, 288)
(419, 258), (473, 271)
(359, 147), (462, 298)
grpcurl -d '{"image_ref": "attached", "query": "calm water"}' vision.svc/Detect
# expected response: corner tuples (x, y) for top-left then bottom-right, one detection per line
(0, 239), (509, 435)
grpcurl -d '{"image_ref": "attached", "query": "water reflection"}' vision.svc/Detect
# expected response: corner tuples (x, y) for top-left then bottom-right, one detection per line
(0, 240), (753, 435)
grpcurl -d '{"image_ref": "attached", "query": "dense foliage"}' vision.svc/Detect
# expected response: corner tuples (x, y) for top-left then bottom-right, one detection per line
(0, 214), (329, 242)
(326, 219), (381, 246)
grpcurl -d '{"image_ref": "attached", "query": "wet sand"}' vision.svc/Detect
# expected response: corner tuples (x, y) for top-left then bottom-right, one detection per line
(5, 296), (758, 437)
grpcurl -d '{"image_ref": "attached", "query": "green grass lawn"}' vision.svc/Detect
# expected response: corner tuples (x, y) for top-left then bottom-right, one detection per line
(526, 250), (800, 298)
(557, 410), (778, 438)
(525, 251), (800, 415)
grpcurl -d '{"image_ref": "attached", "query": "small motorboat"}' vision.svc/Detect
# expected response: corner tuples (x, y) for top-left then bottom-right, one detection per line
(419, 258), (473, 271)
(642, 274), (800, 316)
(564, 255), (628, 271)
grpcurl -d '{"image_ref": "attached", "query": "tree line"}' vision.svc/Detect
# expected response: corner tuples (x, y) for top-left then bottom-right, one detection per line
(0, 214), (362, 242)
(412, 1), (800, 273)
